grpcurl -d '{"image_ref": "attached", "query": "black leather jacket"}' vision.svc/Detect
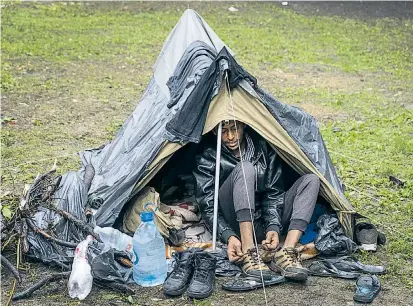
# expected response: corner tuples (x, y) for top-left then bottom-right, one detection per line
(193, 132), (285, 243)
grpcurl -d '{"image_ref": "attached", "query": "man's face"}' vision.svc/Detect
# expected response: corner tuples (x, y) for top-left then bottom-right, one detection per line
(220, 121), (245, 151)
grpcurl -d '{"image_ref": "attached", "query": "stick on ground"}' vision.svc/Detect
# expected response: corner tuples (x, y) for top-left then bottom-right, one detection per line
(26, 218), (78, 248)
(12, 271), (71, 301)
(0, 254), (22, 283)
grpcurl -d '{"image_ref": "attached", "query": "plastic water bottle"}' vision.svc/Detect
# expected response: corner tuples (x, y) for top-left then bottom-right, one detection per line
(68, 235), (94, 300)
(94, 226), (133, 257)
(133, 211), (167, 287)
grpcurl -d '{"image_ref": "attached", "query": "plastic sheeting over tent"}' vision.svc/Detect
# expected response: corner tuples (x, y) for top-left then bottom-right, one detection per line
(80, 9), (353, 232)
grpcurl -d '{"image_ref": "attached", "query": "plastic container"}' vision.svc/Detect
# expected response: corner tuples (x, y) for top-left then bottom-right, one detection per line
(68, 235), (94, 300)
(132, 211), (167, 287)
(94, 226), (133, 256)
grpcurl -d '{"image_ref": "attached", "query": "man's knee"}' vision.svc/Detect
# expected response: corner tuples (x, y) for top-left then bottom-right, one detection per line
(234, 161), (255, 178)
(302, 173), (320, 189)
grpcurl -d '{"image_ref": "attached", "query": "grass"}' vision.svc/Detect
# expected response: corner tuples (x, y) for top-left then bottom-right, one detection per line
(1, 1), (412, 302)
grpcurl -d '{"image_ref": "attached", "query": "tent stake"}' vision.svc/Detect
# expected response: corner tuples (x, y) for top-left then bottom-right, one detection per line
(212, 122), (222, 250)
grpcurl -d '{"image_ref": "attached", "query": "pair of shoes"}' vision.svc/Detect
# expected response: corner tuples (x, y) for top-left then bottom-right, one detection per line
(163, 250), (216, 299)
(270, 247), (308, 281)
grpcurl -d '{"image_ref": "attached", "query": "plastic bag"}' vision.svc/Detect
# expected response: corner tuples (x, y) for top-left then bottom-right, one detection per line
(314, 214), (357, 256)
(208, 247), (241, 277)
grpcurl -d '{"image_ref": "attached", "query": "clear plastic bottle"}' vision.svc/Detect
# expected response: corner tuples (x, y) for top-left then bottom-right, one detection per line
(94, 226), (133, 256)
(68, 235), (94, 300)
(132, 211), (167, 287)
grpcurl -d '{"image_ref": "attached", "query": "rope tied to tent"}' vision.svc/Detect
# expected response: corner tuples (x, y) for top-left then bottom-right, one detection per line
(224, 71), (269, 306)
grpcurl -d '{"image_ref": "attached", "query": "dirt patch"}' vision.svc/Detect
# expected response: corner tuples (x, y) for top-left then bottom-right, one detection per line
(255, 64), (358, 122)
(258, 65), (364, 91)
(287, 1), (413, 20)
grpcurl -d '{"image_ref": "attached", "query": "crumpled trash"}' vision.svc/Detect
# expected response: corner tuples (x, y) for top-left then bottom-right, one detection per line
(208, 247), (241, 277)
(314, 214), (357, 256)
(168, 228), (186, 246)
(89, 245), (133, 285)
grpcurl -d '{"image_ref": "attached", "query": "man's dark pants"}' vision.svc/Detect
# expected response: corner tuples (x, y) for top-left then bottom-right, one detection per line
(218, 161), (320, 242)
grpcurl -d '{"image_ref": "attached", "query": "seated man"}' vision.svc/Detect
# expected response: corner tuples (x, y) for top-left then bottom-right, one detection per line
(193, 120), (320, 281)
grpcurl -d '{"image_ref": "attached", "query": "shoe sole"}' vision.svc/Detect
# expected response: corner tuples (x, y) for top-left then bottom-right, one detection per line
(353, 287), (381, 303)
(163, 285), (188, 297)
(242, 269), (274, 281)
(269, 262), (308, 282)
(187, 287), (213, 299)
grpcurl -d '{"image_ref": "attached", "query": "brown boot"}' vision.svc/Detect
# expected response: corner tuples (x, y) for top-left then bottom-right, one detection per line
(259, 246), (275, 263)
(270, 247), (308, 281)
(241, 248), (275, 280)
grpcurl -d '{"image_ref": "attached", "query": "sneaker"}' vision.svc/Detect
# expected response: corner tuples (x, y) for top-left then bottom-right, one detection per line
(241, 248), (275, 280)
(270, 247), (308, 281)
(163, 250), (197, 296)
(187, 252), (217, 299)
(355, 220), (379, 251)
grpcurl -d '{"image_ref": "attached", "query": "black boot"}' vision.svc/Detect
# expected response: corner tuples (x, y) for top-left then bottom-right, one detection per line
(163, 250), (198, 296)
(187, 252), (217, 299)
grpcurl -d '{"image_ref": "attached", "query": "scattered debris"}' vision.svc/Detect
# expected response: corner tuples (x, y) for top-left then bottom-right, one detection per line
(389, 176), (404, 187)
(332, 127), (342, 133)
(1, 114), (16, 125)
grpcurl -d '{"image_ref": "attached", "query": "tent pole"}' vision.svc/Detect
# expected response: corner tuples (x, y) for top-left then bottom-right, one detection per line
(212, 122), (222, 250)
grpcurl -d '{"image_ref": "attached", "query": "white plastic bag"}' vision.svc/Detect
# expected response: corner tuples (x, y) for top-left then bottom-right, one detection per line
(68, 235), (94, 300)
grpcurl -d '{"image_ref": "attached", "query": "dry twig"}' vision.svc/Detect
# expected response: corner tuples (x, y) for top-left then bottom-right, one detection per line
(12, 271), (71, 301)
(26, 218), (78, 248)
(0, 254), (22, 283)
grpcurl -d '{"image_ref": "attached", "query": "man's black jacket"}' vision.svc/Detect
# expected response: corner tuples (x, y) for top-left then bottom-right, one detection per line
(193, 132), (285, 243)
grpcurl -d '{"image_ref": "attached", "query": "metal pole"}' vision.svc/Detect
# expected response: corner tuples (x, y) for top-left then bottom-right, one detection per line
(212, 122), (222, 250)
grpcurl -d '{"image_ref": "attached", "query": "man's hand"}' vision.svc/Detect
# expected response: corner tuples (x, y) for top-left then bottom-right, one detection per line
(262, 231), (279, 250)
(227, 236), (244, 263)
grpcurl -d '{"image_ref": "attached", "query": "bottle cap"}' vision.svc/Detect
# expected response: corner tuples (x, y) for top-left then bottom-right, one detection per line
(93, 226), (101, 234)
(141, 211), (154, 222)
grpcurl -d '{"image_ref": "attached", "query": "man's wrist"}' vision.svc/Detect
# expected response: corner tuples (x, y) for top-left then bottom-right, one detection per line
(266, 225), (280, 235)
(221, 229), (239, 244)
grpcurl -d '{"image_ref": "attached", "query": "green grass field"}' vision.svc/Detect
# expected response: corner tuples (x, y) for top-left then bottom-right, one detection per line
(1, 2), (412, 304)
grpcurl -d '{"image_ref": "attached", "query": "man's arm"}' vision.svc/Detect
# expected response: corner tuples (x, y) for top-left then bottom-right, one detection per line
(193, 148), (238, 243)
(261, 146), (285, 236)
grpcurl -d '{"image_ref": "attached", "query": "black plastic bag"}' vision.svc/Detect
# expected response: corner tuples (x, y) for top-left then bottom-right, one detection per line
(314, 213), (357, 256)
(209, 247), (241, 277)
(89, 246), (133, 285)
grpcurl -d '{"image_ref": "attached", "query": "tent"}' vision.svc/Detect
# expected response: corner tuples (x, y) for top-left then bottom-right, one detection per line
(26, 9), (358, 264)
(78, 9), (355, 238)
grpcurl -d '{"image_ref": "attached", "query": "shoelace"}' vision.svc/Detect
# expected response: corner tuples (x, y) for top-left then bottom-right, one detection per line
(172, 260), (190, 278)
(284, 248), (300, 264)
(248, 249), (265, 268)
(192, 258), (214, 281)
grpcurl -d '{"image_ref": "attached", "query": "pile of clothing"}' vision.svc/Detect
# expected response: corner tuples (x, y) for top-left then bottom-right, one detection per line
(122, 186), (213, 257)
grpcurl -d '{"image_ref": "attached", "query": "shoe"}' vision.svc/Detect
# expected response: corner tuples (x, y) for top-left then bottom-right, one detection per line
(187, 252), (217, 299)
(355, 220), (379, 251)
(270, 247), (308, 281)
(353, 275), (381, 303)
(241, 248), (275, 280)
(163, 250), (197, 296)
(259, 247), (274, 263)
(222, 274), (285, 292)
(325, 256), (386, 275)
